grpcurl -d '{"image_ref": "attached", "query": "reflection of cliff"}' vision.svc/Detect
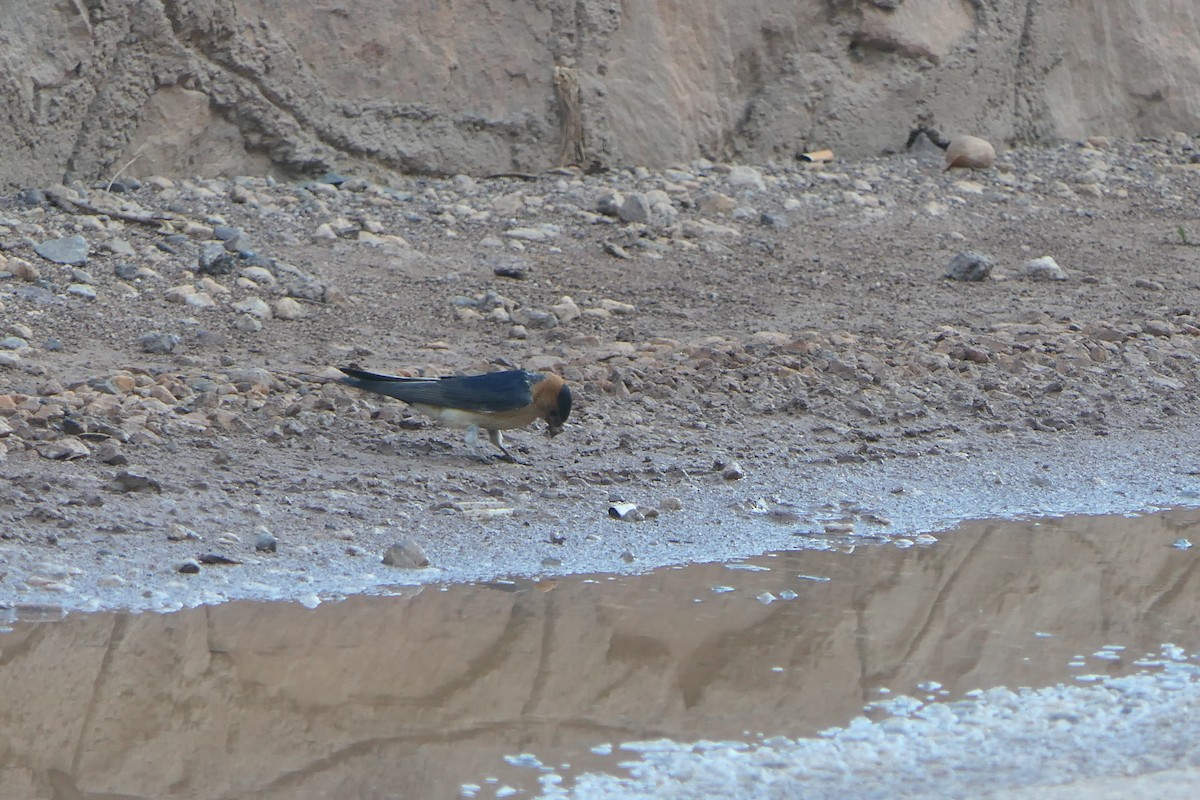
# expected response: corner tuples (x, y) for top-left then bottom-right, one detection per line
(1, 511), (1198, 799)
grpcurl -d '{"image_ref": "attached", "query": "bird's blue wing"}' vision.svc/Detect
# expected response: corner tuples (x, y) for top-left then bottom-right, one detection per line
(341, 368), (535, 412)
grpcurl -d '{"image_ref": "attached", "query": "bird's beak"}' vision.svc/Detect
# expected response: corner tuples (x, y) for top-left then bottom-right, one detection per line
(547, 422), (564, 438)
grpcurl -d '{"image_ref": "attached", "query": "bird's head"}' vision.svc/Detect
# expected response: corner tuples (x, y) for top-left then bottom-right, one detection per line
(534, 375), (572, 437)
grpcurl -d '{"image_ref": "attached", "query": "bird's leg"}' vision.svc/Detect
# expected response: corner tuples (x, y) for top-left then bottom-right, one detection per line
(464, 424), (491, 461)
(487, 428), (527, 464)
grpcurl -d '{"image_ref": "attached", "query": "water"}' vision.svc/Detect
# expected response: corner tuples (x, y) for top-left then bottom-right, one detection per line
(0, 509), (1198, 799)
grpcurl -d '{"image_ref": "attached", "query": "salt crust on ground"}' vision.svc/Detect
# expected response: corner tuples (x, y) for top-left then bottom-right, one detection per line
(537, 648), (1200, 799)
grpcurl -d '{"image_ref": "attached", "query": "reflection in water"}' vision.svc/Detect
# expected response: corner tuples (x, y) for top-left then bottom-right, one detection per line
(0, 510), (1198, 799)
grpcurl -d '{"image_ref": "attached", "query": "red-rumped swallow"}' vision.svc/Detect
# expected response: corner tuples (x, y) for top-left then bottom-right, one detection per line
(340, 366), (572, 462)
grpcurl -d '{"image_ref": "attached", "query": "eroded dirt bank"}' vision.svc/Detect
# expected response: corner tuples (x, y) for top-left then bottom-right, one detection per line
(4, 0), (1200, 185)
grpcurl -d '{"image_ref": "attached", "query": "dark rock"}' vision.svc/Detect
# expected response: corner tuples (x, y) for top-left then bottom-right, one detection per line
(285, 277), (327, 302)
(198, 242), (236, 275)
(107, 177), (140, 193)
(95, 441), (128, 465)
(197, 553), (242, 565)
(597, 192), (622, 217)
(114, 262), (141, 280)
(107, 471), (163, 493)
(177, 560), (201, 574)
(494, 264), (527, 279)
(139, 332), (180, 354)
(945, 251), (994, 282)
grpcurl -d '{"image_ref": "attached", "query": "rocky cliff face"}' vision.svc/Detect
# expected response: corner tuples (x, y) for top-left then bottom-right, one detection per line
(2, 0), (1198, 186)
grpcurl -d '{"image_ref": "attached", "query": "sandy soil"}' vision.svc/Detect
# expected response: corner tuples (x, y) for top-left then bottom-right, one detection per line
(2, 136), (1200, 612)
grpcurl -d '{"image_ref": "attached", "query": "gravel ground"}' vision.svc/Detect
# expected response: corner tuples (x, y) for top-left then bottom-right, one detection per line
(3, 136), (1200, 613)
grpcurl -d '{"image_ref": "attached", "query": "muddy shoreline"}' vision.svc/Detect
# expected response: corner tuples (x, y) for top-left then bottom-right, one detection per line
(1, 425), (1196, 614)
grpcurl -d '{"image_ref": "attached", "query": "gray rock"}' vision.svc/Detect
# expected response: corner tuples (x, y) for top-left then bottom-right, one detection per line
(227, 368), (273, 392)
(382, 539), (430, 568)
(659, 497), (684, 512)
(1142, 320), (1175, 337)
(139, 332), (180, 354)
(177, 559), (201, 574)
(760, 212), (790, 229)
(255, 529), (278, 552)
(511, 308), (558, 329)
(34, 234), (89, 265)
(728, 165), (766, 191)
(114, 262), (141, 280)
(13, 285), (56, 304)
(273, 297), (306, 320)
(1021, 256), (1067, 281)
(198, 242), (236, 275)
(239, 266), (276, 285)
(16, 187), (47, 206)
(222, 233), (254, 255)
(107, 471), (163, 493)
(104, 239), (137, 257)
(1, 336), (28, 350)
(945, 251), (994, 281)
(618, 192), (650, 223)
(67, 283), (96, 300)
(551, 296), (582, 322)
(213, 225), (244, 242)
(597, 192), (623, 217)
(232, 298), (272, 319)
(94, 440), (128, 465)
(37, 438), (90, 460)
(235, 314), (263, 333)
(285, 277), (326, 302)
(167, 523), (201, 541)
(603, 242), (631, 259)
(721, 461), (746, 480)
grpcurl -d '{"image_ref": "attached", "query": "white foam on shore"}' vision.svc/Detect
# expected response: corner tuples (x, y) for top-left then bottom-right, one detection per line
(535, 648), (1200, 799)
